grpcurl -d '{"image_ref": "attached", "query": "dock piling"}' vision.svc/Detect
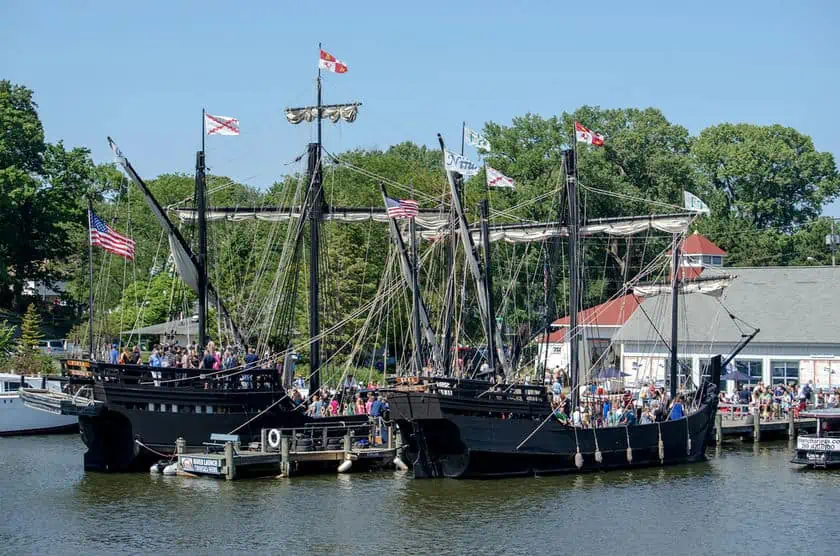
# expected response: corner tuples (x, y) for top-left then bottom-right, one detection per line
(176, 437), (186, 456)
(280, 436), (290, 477)
(715, 413), (722, 444)
(224, 442), (235, 481)
(753, 412), (761, 443)
(788, 410), (795, 439)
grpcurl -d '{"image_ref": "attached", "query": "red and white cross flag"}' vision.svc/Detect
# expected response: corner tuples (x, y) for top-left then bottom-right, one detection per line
(319, 49), (348, 74)
(205, 113), (240, 136)
(575, 121), (604, 147)
(486, 166), (515, 189)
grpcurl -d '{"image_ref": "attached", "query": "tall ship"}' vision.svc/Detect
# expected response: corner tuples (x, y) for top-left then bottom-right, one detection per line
(24, 52), (399, 471)
(383, 130), (758, 478)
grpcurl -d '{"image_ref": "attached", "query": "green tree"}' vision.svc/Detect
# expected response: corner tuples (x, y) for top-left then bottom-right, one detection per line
(0, 81), (96, 310)
(13, 303), (52, 375)
(692, 123), (840, 229)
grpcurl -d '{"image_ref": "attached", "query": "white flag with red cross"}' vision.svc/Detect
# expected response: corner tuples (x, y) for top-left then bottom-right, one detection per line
(319, 49), (348, 74)
(205, 113), (240, 136)
(486, 166), (515, 189)
(575, 121), (604, 147)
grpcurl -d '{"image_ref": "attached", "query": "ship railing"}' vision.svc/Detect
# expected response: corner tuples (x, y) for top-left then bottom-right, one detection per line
(259, 421), (379, 453)
(90, 363), (284, 391)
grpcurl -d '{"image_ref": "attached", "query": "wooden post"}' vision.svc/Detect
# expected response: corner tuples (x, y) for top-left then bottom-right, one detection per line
(715, 413), (723, 444)
(261, 429), (267, 453)
(387, 424), (393, 450)
(323, 427), (328, 451)
(788, 408), (796, 439)
(176, 437), (186, 455)
(753, 410), (761, 443)
(280, 436), (290, 477)
(224, 441), (235, 480)
(343, 430), (351, 459)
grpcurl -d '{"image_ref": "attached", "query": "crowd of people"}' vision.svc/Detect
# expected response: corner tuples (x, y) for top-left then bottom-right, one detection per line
(550, 388), (687, 428)
(105, 341), (264, 372)
(719, 381), (840, 419)
(547, 366), (689, 428)
(299, 386), (389, 419)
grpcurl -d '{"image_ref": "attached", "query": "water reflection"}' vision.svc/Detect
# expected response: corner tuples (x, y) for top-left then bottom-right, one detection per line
(2, 435), (840, 554)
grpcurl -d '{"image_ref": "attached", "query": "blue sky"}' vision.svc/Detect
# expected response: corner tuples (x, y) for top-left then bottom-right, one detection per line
(2, 0), (839, 216)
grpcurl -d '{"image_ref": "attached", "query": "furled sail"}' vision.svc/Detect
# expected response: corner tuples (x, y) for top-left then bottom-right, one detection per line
(285, 103), (360, 125)
(174, 206), (449, 230)
(633, 276), (734, 298)
(108, 138), (243, 344)
(418, 213), (694, 243)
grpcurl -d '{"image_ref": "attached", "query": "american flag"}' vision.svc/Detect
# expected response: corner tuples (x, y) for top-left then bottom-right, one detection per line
(384, 196), (419, 219)
(89, 211), (135, 260)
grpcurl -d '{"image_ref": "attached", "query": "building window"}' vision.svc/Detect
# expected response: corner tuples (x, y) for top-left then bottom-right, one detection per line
(771, 361), (799, 385)
(711, 256), (722, 265)
(735, 360), (763, 385)
(702, 255), (712, 265)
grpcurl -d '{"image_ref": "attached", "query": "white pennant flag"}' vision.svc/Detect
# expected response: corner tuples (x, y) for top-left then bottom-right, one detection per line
(444, 150), (481, 176)
(205, 113), (240, 136)
(464, 126), (491, 152)
(683, 191), (710, 214)
(486, 166), (515, 189)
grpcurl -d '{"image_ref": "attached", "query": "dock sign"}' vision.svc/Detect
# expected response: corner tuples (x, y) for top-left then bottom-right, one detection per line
(180, 456), (222, 475)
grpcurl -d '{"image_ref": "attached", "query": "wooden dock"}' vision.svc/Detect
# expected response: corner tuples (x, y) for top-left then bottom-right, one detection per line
(174, 423), (401, 480)
(713, 404), (817, 443)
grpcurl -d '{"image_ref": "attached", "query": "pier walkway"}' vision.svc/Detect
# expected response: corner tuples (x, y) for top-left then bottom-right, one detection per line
(713, 403), (817, 443)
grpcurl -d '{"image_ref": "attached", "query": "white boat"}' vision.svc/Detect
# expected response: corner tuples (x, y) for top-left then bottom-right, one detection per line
(791, 408), (840, 469)
(0, 373), (78, 435)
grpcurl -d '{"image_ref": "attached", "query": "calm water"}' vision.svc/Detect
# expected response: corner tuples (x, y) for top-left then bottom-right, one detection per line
(1, 434), (839, 555)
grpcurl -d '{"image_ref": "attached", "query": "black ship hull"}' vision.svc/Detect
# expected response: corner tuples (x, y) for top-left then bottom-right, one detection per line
(76, 369), (367, 472)
(389, 388), (717, 479)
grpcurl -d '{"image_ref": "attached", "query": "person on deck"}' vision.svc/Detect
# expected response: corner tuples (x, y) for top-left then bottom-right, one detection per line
(118, 347), (131, 365)
(149, 348), (162, 367)
(620, 404), (637, 426)
(109, 344), (119, 364)
(355, 393), (366, 415)
(244, 347), (259, 369)
(370, 393), (385, 418)
(131, 346), (142, 365)
(558, 391), (571, 418)
(668, 396), (685, 421)
(200, 342), (216, 370)
(365, 392), (375, 415)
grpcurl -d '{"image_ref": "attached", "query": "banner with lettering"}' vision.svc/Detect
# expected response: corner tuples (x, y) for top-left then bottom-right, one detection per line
(444, 150), (481, 176)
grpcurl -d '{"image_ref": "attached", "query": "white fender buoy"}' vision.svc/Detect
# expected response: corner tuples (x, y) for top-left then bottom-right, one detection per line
(593, 429), (603, 463)
(658, 424), (665, 463)
(337, 459), (353, 473)
(393, 456), (409, 471)
(573, 427), (584, 469)
(686, 417), (692, 455)
(163, 463), (178, 476)
(625, 427), (633, 463)
(150, 463), (161, 474)
(267, 428), (281, 449)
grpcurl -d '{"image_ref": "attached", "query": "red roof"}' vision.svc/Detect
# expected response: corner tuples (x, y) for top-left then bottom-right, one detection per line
(674, 266), (705, 281)
(680, 232), (726, 256)
(541, 294), (642, 343)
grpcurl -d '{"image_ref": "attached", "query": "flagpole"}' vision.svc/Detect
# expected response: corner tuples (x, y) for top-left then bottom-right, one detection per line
(460, 121), (465, 155)
(201, 108), (206, 154)
(317, 42), (322, 153)
(87, 196), (95, 361)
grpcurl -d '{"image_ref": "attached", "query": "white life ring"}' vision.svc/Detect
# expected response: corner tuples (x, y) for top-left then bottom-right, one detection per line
(267, 428), (281, 449)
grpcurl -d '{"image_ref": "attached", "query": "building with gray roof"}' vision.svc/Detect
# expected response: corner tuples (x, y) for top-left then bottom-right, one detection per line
(614, 266), (840, 391)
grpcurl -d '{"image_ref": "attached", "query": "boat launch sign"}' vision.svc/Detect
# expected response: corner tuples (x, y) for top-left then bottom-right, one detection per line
(445, 150), (481, 176)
